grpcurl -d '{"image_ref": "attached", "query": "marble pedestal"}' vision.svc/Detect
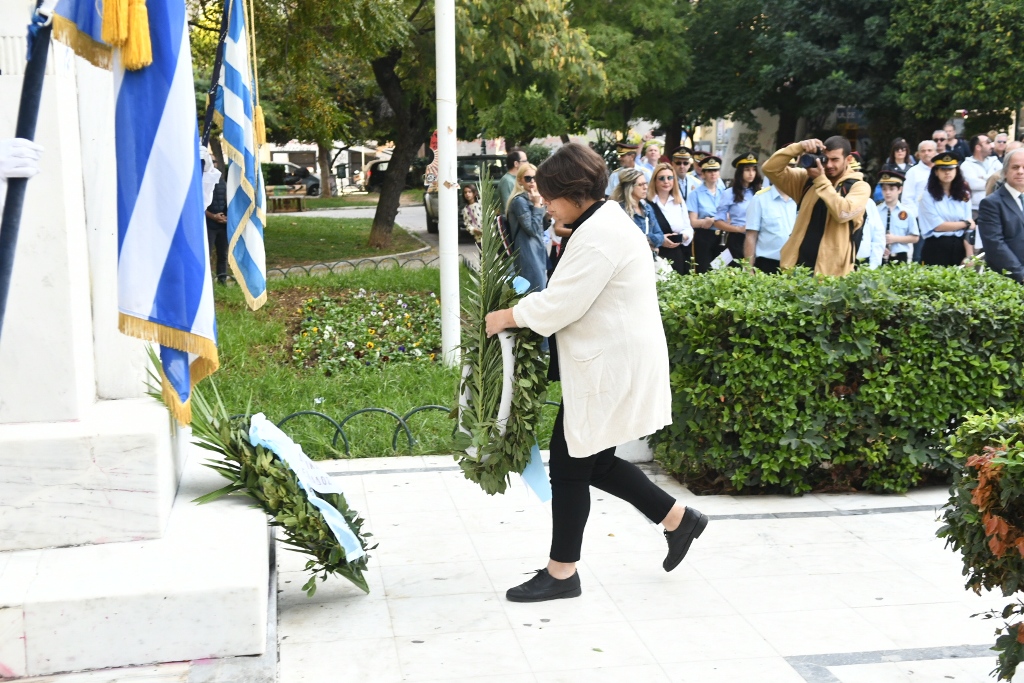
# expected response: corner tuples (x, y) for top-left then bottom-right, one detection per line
(0, 446), (269, 679)
(0, 399), (180, 552)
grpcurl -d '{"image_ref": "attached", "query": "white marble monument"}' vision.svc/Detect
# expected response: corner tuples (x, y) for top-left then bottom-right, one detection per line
(0, 4), (269, 678)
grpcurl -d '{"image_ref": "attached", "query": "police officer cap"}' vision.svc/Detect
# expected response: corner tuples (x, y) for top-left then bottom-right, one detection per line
(671, 147), (693, 161)
(616, 143), (640, 156)
(691, 150), (709, 162)
(732, 153), (758, 168)
(699, 155), (722, 171)
(932, 151), (960, 167)
(878, 170), (906, 185)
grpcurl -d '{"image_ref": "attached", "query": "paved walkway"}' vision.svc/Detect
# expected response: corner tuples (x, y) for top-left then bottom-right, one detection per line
(275, 455), (1022, 683)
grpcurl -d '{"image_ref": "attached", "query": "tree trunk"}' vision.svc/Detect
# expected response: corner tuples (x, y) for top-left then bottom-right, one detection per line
(777, 106), (799, 148)
(560, 133), (571, 145)
(368, 50), (431, 249)
(317, 142), (335, 196)
(664, 117), (683, 154)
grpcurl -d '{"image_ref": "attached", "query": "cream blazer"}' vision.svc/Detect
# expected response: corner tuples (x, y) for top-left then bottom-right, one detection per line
(512, 201), (673, 457)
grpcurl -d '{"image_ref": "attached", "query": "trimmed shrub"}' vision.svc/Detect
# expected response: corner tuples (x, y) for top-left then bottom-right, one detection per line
(653, 266), (1024, 494)
(940, 411), (1024, 680)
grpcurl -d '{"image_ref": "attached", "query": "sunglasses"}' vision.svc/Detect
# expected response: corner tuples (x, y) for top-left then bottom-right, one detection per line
(656, 175), (675, 182)
(933, 137), (945, 142)
(673, 160), (691, 166)
(523, 175), (535, 183)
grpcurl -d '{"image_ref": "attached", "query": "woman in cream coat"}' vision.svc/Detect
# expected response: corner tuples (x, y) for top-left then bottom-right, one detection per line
(486, 143), (708, 603)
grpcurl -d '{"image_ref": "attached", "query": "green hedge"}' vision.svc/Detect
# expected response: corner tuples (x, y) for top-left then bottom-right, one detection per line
(939, 411), (1024, 680)
(652, 266), (1024, 494)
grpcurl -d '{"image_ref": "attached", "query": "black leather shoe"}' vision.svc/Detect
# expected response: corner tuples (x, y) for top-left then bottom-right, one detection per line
(506, 568), (582, 603)
(663, 507), (708, 572)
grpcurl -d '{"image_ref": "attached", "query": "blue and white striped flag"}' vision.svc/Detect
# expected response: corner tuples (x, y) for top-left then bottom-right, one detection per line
(214, 0), (267, 310)
(114, 0), (219, 424)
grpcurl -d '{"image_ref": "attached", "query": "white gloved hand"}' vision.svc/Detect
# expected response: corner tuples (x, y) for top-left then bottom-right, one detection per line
(0, 138), (44, 179)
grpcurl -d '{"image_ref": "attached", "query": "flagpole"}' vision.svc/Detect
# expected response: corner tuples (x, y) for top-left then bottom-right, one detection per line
(0, 1), (51, 342)
(436, 0), (460, 366)
(201, 0), (231, 147)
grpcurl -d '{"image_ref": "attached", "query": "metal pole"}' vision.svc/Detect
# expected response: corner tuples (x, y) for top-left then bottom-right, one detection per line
(0, 2), (51, 343)
(435, 0), (459, 366)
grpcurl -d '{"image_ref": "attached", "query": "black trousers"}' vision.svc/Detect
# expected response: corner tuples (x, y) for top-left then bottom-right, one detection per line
(548, 403), (677, 563)
(921, 235), (966, 267)
(207, 222), (228, 283)
(754, 256), (780, 274)
(883, 252), (909, 265)
(725, 232), (745, 267)
(658, 243), (691, 275)
(692, 228), (726, 273)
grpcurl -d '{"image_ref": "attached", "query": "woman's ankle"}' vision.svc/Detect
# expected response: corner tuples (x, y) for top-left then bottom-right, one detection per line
(661, 503), (686, 532)
(547, 559), (577, 580)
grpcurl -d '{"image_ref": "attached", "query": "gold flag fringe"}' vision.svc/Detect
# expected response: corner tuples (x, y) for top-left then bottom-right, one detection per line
(52, 16), (113, 70)
(253, 105), (267, 146)
(101, 0), (128, 46)
(124, 312), (220, 426)
(101, 0), (152, 70)
(123, 0), (153, 70)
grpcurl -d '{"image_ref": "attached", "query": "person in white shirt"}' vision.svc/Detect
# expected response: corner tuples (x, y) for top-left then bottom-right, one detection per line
(848, 156), (884, 268)
(961, 134), (1000, 218)
(902, 140), (937, 262)
(648, 162), (694, 275)
(637, 141), (662, 175)
(606, 143), (650, 196)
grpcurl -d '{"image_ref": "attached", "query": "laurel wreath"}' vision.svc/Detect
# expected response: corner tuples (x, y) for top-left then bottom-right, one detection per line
(453, 179), (550, 495)
(148, 354), (373, 596)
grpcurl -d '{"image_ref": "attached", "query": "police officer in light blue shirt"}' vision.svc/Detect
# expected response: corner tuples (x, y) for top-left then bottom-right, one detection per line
(687, 155), (725, 272)
(918, 152), (975, 266)
(715, 153), (762, 263)
(671, 148), (700, 203)
(875, 170), (919, 264)
(744, 183), (797, 273)
(691, 150), (726, 191)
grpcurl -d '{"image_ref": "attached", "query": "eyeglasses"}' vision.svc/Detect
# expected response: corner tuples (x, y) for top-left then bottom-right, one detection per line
(673, 161), (691, 166)
(933, 137), (946, 142)
(656, 175), (674, 182)
(523, 175), (535, 183)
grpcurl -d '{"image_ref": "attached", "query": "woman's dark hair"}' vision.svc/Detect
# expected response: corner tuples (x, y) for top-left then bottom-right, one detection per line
(887, 138), (910, 165)
(535, 142), (608, 205)
(462, 184), (480, 202)
(732, 167), (763, 203)
(927, 165), (970, 203)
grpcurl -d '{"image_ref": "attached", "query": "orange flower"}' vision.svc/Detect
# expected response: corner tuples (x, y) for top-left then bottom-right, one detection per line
(1016, 623), (1024, 645)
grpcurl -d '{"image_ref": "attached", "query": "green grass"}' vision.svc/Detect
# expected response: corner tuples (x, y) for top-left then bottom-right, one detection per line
(212, 267), (560, 459)
(265, 216), (424, 268)
(304, 189), (425, 210)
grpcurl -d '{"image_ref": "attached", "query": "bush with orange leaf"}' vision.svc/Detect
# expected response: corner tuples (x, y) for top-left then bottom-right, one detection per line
(940, 411), (1024, 680)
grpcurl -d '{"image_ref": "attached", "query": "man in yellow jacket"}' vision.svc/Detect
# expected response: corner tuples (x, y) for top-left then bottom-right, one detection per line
(762, 136), (871, 276)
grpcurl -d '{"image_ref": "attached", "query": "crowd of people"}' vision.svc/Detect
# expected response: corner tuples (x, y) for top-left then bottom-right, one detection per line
(486, 124), (1024, 293)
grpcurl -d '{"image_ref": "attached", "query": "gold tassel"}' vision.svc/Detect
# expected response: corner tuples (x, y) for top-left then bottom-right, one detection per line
(123, 0), (153, 71)
(253, 104), (267, 146)
(101, 0), (128, 46)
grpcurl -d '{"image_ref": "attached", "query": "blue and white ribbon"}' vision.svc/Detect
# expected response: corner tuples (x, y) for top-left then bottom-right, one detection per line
(249, 413), (365, 562)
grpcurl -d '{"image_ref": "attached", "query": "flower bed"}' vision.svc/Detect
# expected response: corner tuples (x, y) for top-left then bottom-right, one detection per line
(292, 288), (442, 374)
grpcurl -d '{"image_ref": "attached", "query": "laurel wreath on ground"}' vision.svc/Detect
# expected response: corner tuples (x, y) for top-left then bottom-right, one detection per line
(453, 179), (550, 495)
(147, 354), (374, 596)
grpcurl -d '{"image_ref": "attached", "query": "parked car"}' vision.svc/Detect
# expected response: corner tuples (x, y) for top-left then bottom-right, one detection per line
(281, 162), (321, 196)
(423, 154), (505, 237)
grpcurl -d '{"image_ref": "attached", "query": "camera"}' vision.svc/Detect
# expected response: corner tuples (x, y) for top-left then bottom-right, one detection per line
(798, 153), (825, 169)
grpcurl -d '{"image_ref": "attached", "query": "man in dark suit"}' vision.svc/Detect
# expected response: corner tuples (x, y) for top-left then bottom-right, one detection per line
(978, 148), (1024, 283)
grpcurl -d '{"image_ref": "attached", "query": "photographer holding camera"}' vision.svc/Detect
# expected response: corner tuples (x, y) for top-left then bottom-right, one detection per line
(762, 137), (871, 276)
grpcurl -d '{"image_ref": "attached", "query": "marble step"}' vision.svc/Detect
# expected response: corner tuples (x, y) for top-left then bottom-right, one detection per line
(0, 446), (269, 678)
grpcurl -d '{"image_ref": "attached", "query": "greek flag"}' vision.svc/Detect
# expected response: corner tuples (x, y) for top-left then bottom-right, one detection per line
(51, 0), (110, 69)
(114, 0), (219, 424)
(214, 0), (267, 310)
